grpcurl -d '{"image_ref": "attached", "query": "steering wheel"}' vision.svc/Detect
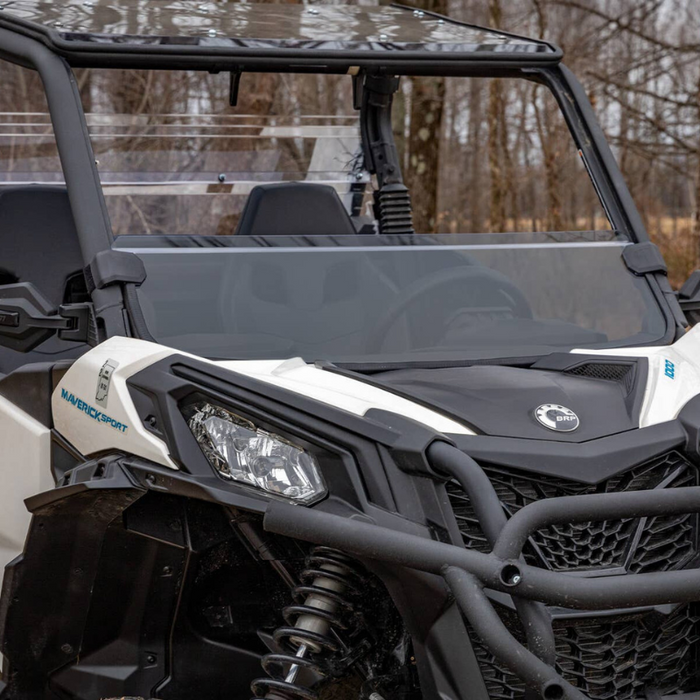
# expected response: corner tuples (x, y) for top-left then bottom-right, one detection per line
(366, 265), (533, 353)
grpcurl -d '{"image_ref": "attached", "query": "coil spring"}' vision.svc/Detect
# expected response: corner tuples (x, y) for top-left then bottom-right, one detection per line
(251, 546), (366, 700)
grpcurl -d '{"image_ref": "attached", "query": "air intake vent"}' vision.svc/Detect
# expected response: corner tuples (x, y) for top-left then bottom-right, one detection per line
(565, 362), (635, 393)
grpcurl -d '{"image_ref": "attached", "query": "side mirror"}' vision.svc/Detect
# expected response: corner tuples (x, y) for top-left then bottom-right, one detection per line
(679, 271), (700, 327)
(0, 283), (74, 352)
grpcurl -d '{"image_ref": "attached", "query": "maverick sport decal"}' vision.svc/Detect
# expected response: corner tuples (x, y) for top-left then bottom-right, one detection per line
(60, 388), (129, 433)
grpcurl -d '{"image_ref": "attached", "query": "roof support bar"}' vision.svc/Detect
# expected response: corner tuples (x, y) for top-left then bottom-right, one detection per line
(0, 27), (127, 338)
(360, 74), (415, 235)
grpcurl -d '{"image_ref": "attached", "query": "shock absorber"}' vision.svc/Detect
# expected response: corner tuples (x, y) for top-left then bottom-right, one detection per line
(251, 546), (366, 700)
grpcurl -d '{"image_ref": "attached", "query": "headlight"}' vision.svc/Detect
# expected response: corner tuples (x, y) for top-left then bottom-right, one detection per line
(185, 401), (327, 505)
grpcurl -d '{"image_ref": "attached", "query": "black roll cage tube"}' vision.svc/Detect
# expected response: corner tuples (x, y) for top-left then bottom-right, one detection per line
(0, 27), (129, 339)
(265, 441), (700, 700)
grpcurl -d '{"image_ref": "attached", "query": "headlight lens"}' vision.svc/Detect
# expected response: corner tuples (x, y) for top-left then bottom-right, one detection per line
(186, 401), (327, 505)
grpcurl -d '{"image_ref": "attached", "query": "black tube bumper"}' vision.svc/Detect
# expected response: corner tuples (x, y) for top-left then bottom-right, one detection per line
(264, 446), (700, 700)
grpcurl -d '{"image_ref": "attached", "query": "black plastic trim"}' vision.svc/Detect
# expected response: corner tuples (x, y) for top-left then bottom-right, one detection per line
(622, 241), (668, 275)
(84, 249), (147, 292)
(0, 361), (55, 426)
(447, 420), (687, 484)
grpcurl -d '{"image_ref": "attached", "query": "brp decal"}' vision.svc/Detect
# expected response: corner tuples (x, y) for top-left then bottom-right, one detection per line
(534, 404), (579, 432)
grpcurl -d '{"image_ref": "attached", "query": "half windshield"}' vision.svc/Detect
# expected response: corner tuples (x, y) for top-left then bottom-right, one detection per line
(115, 232), (667, 364)
(0, 64), (669, 365)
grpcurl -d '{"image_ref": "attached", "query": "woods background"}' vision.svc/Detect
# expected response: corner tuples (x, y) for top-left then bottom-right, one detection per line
(408, 0), (700, 287)
(2, 0), (700, 287)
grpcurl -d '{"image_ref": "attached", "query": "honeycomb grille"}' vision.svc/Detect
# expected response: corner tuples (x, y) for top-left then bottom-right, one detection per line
(448, 451), (700, 699)
(447, 451), (698, 572)
(470, 603), (700, 700)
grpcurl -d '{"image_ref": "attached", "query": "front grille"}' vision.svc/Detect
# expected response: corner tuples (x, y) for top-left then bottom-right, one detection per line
(447, 451), (700, 698)
(447, 451), (699, 573)
(471, 604), (700, 700)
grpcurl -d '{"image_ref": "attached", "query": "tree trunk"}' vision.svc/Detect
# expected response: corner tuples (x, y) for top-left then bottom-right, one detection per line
(695, 79), (700, 266)
(488, 80), (507, 233)
(487, 0), (508, 233)
(404, 0), (448, 233)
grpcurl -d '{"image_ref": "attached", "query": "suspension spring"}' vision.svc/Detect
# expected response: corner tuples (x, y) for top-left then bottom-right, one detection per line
(251, 546), (367, 700)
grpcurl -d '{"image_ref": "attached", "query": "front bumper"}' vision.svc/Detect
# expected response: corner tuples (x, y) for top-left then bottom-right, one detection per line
(264, 441), (700, 700)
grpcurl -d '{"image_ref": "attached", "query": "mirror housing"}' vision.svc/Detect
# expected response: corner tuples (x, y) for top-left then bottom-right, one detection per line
(679, 271), (700, 327)
(0, 283), (72, 352)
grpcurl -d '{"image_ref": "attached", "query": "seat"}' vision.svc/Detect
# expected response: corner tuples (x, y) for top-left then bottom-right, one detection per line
(0, 186), (89, 373)
(224, 183), (400, 357)
(235, 182), (357, 237)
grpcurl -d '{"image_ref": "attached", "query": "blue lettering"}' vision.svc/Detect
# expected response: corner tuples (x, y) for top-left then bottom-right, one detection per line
(59, 389), (128, 434)
(60, 388), (79, 407)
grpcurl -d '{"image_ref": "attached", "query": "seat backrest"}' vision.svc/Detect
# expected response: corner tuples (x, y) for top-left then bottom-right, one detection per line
(235, 182), (357, 237)
(0, 186), (88, 373)
(0, 186), (85, 306)
(228, 183), (397, 355)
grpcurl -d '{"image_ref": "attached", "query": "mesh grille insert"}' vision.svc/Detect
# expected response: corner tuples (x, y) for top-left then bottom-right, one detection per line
(448, 451), (700, 699)
(470, 604), (700, 700)
(447, 451), (698, 573)
(565, 363), (635, 393)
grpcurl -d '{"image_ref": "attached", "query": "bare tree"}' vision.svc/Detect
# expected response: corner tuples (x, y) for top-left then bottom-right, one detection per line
(404, 0), (448, 233)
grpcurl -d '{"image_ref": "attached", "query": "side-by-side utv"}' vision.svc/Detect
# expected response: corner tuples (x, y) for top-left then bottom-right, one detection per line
(0, 2), (700, 700)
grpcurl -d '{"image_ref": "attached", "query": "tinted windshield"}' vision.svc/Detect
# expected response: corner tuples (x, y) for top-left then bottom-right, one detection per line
(0, 64), (667, 363)
(116, 232), (666, 364)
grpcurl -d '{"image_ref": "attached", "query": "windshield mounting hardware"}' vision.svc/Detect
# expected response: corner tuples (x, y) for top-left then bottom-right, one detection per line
(84, 250), (147, 293)
(360, 73), (415, 235)
(621, 242), (667, 276)
(0, 283), (97, 351)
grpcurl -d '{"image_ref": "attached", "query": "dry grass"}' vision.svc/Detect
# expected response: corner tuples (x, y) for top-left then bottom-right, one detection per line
(647, 217), (698, 289)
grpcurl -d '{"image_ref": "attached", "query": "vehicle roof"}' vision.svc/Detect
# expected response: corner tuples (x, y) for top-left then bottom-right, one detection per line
(0, 1), (561, 72)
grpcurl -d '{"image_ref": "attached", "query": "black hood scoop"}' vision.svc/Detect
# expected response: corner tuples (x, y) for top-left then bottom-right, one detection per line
(372, 356), (646, 443)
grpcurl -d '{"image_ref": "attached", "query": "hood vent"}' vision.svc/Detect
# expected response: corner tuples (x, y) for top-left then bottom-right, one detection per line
(565, 362), (635, 394)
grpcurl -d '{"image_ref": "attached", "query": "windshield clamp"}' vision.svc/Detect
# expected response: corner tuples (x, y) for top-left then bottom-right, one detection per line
(59, 302), (99, 345)
(360, 73), (415, 235)
(84, 250), (147, 293)
(622, 242), (667, 276)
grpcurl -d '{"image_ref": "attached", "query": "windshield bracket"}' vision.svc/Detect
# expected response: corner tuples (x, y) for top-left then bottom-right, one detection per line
(84, 250), (147, 293)
(622, 242), (667, 276)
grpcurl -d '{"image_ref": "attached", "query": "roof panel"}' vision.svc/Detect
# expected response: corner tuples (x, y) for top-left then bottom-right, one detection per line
(0, 1), (557, 58)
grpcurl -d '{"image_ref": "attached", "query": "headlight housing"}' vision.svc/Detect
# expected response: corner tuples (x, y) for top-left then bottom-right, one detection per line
(185, 401), (327, 505)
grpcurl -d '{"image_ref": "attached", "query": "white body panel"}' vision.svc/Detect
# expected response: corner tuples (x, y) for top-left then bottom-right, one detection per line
(0, 322), (688, 583)
(50, 326), (700, 469)
(0, 395), (52, 580)
(52, 337), (179, 468)
(573, 324), (700, 428)
(217, 356), (474, 436)
(52, 337), (474, 467)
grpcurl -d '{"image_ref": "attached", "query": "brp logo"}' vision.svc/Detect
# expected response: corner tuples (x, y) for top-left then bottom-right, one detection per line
(534, 404), (580, 432)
